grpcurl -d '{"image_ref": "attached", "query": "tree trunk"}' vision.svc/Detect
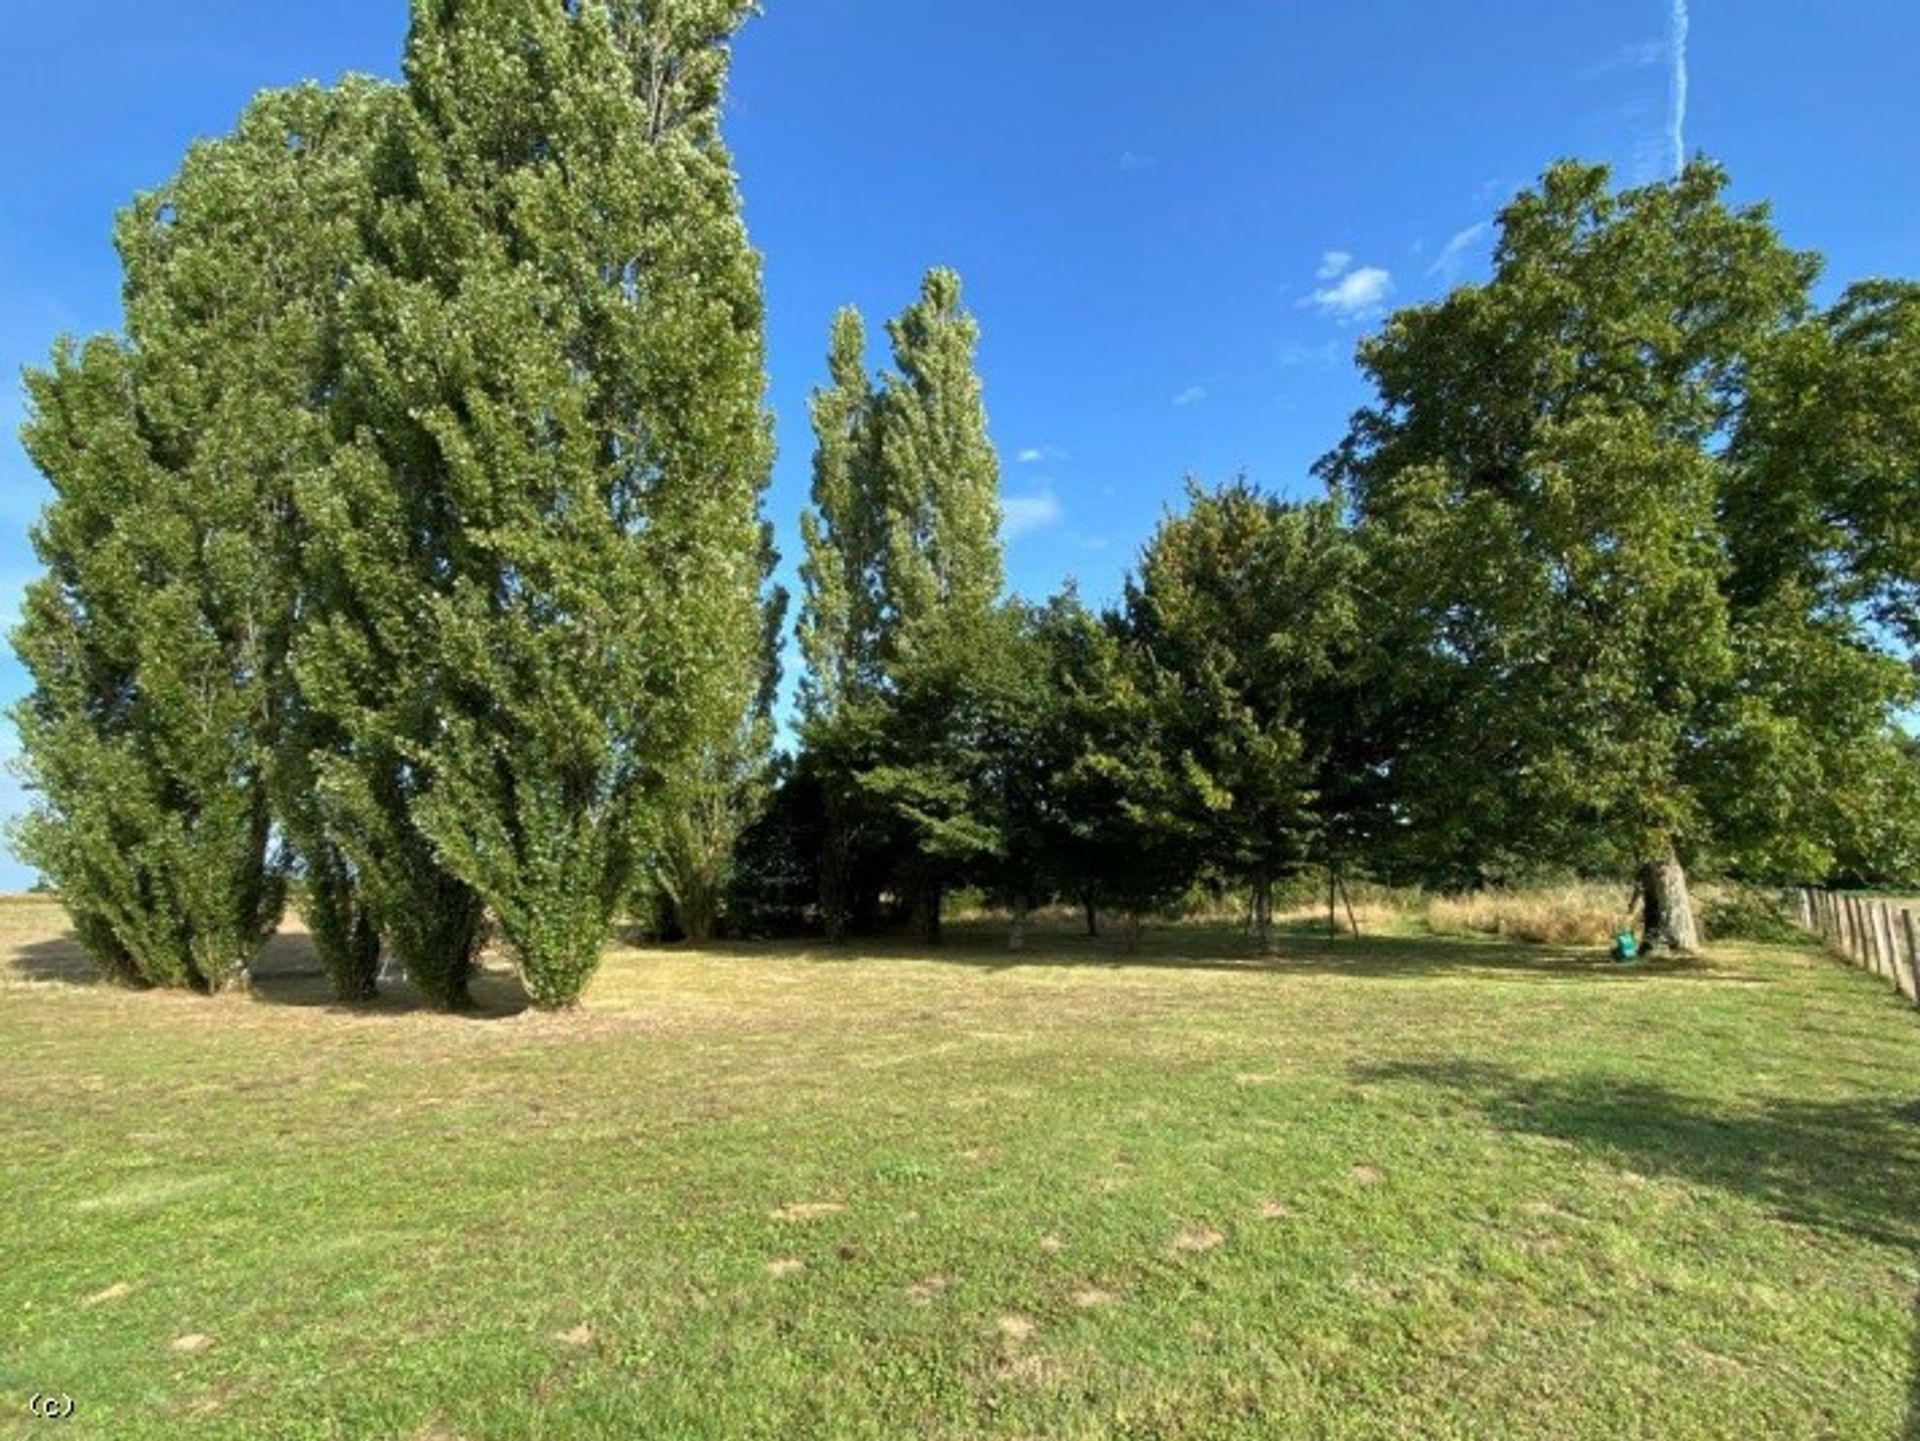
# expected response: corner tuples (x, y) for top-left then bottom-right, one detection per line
(915, 878), (943, 947)
(1637, 842), (1699, 953)
(820, 812), (849, 943)
(1123, 911), (1143, 954)
(1008, 891), (1029, 952)
(1252, 869), (1275, 954)
(1082, 886), (1099, 938)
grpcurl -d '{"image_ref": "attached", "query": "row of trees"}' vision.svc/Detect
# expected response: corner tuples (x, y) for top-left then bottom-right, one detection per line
(764, 161), (1920, 955)
(14, 7), (1917, 996)
(15, 1), (779, 1008)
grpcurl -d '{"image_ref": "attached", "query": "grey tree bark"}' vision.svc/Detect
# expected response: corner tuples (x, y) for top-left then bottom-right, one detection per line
(1638, 842), (1699, 952)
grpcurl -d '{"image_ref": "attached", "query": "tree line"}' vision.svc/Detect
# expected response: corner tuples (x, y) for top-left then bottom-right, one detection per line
(14, 3), (1920, 1008)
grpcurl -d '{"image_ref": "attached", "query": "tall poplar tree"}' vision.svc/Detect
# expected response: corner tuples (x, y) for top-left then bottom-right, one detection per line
(797, 308), (887, 939)
(13, 81), (392, 991)
(797, 269), (1005, 943)
(654, 526), (786, 943)
(302, 0), (771, 1008)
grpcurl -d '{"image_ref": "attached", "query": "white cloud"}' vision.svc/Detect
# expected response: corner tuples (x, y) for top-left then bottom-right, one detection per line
(1173, 384), (1208, 407)
(1316, 250), (1354, 280)
(1302, 265), (1394, 320)
(1001, 490), (1064, 541)
(1016, 444), (1065, 465)
(1119, 151), (1156, 172)
(1425, 221), (1490, 283)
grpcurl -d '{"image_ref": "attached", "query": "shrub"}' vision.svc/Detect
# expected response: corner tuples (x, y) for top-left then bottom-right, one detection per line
(1698, 888), (1800, 943)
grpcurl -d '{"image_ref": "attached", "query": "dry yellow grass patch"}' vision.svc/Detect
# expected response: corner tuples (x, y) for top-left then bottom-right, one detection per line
(769, 1201), (845, 1222)
(1425, 883), (1628, 946)
(1171, 1226), (1225, 1254)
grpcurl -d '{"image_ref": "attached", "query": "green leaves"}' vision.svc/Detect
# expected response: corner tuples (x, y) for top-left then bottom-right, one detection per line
(301, 0), (773, 1006)
(6, 80), (400, 990)
(14, 7), (773, 1008)
(796, 269), (1009, 939)
(1328, 158), (1917, 889)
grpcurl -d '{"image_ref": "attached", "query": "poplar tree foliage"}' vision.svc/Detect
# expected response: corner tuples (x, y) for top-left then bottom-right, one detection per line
(12, 82), (394, 992)
(1323, 160), (1919, 946)
(797, 270), (1005, 943)
(796, 308), (887, 939)
(300, 0), (772, 1008)
(653, 526), (787, 943)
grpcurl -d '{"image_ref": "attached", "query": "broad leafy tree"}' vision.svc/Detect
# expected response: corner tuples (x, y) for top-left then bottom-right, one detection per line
(1324, 160), (1917, 946)
(1124, 483), (1360, 951)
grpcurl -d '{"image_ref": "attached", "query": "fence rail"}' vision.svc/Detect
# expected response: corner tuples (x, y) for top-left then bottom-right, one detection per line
(1795, 888), (1920, 1007)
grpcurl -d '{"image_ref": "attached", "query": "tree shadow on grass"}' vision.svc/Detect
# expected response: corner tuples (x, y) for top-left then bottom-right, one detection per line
(717, 920), (1766, 986)
(7, 927), (531, 1019)
(1352, 1057), (1920, 1433)
(1354, 1058), (1920, 1246)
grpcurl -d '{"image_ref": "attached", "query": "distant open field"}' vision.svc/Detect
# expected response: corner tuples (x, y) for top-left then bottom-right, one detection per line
(1, 898), (1915, 1439)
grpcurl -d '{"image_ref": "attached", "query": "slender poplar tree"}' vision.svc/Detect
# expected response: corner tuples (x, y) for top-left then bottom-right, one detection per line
(12, 82), (393, 992)
(797, 308), (888, 939)
(295, 0), (768, 1005)
(797, 269), (1006, 943)
(301, 0), (772, 1008)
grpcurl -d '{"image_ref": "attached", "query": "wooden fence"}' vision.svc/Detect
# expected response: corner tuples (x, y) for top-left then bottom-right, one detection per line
(1795, 889), (1920, 1007)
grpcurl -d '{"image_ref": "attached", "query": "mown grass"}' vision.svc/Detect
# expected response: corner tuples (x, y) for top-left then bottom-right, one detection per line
(1, 900), (1915, 1440)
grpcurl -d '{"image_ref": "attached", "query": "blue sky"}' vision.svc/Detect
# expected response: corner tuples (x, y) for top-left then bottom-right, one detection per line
(2, 1), (1917, 888)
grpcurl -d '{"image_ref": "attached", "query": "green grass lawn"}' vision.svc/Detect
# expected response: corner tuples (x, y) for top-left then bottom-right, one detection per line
(2, 900), (1916, 1439)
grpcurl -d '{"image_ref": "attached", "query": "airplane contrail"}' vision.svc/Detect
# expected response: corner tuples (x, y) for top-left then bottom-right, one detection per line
(1669, 0), (1690, 177)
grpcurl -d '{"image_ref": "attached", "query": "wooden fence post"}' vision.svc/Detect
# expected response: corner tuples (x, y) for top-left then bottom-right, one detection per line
(1882, 902), (1899, 981)
(1894, 905), (1918, 1004)
(1879, 902), (1899, 982)
(1840, 895), (1857, 966)
(1903, 909), (1920, 1007)
(1875, 902), (1899, 984)
(1865, 899), (1885, 979)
